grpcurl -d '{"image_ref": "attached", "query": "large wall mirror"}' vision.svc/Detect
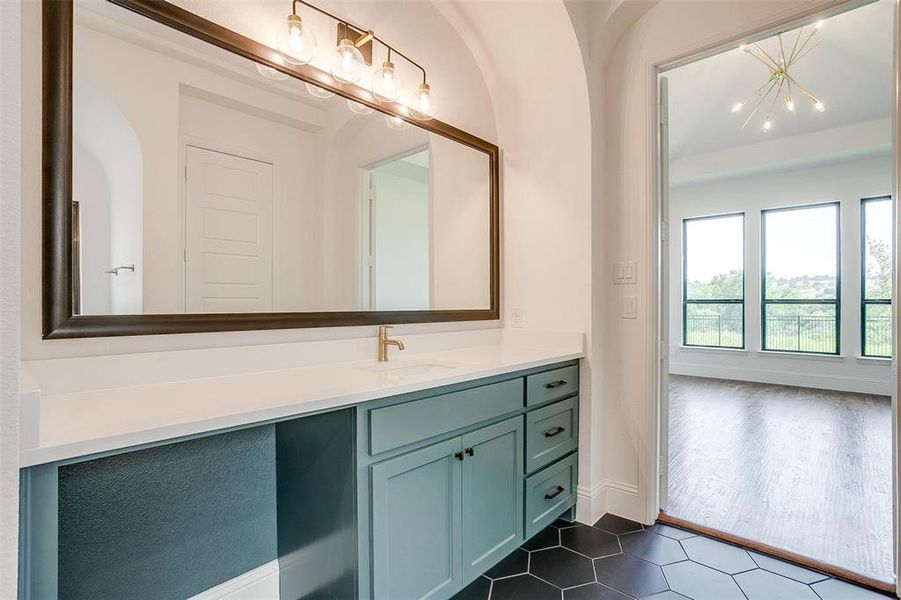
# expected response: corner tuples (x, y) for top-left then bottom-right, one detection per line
(43, 0), (499, 338)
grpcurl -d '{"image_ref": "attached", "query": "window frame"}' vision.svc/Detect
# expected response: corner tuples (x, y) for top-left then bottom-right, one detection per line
(681, 212), (746, 350)
(760, 201), (841, 356)
(860, 195), (893, 358)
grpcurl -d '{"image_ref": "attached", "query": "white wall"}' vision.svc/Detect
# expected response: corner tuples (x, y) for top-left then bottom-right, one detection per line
(669, 154), (893, 395)
(0, 0), (20, 595)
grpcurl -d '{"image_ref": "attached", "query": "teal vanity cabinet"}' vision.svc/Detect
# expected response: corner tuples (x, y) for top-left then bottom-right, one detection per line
(358, 360), (580, 600)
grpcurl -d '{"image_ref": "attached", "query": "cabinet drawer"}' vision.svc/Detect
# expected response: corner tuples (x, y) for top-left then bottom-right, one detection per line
(526, 396), (577, 473)
(526, 365), (578, 406)
(368, 379), (523, 455)
(525, 453), (577, 538)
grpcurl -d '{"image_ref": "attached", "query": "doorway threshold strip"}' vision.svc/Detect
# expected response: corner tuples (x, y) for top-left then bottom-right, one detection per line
(657, 512), (894, 594)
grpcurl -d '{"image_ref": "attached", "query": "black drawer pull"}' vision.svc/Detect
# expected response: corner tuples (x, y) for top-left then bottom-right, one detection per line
(544, 380), (567, 389)
(544, 426), (566, 438)
(545, 485), (565, 500)
(465, 447), (475, 457)
(454, 451), (465, 461)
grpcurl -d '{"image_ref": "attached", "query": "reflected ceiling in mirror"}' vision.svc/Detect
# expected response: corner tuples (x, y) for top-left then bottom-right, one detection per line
(66, 0), (494, 326)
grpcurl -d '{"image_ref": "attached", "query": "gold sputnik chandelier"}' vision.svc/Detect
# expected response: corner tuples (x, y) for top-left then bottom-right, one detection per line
(731, 21), (826, 132)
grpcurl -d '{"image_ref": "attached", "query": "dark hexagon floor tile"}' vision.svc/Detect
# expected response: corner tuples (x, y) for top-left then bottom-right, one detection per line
(564, 582), (632, 600)
(486, 548), (529, 579)
(811, 578), (893, 599)
(489, 574), (560, 600)
(734, 569), (819, 600)
(529, 546), (596, 589)
(593, 553), (668, 598)
(662, 560), (745, 600)
(561, 524), (621, 559)
(522, 526), (561, 551)
(451, 575), (491, 600)
(552, 518), (580, 530)
(643, 523), (696, 540)
(680, 535), (756, 574)
(619, 530), (687, 565)
(593, 513), (643, 535)
(749, 552), (828, 584)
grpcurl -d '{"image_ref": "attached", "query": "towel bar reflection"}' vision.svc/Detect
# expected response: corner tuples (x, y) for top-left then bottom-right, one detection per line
(105, 264), (135, 276)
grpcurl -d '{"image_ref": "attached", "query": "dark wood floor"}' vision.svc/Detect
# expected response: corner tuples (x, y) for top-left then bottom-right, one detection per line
(667, 375), (893, 583)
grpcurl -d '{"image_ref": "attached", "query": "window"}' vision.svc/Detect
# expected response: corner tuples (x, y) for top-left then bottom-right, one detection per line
(861, 196), (893, 358)
(682, 213), (744, 348)
(762, 203), (840, 354)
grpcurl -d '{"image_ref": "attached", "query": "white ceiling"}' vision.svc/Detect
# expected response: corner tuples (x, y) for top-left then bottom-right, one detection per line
(666, 0), (894, 159)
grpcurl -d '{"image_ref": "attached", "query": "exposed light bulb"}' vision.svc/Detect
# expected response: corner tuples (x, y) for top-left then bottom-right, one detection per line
(372, 60), (404, 102)
(731, 102), (744, 113)
(347, 99), (374, 115)
(815, 20), (824, 29)
(762, 120), (772, 131)
(330, 39), (365, 84)
(277, 14), (316, 65)
(814, 101), (825, 112)
(410, 82), (438, 120)
(738, 44), (748, 51)
(785, 99), (795, 112)
(256, 63), (289, 81)
(385, 115), (411, 131)
(305, 81), (335, 99)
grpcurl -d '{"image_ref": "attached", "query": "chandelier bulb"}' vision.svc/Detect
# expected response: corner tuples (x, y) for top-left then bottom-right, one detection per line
(814, 101), (825, 112)
(815, 20), (824, 29)
(785, 99), (795, 112)
(731, 102), (744, 113)
(763, 120), (772, 132)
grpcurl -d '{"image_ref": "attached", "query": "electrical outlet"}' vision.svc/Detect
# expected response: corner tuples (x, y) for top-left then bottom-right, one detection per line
(511, 306), (523, 328)
(622, 295), (637, 319)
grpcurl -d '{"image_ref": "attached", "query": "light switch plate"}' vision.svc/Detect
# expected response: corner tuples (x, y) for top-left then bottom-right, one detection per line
(614, 261), (637, 284)
(622, 295), (637, 319)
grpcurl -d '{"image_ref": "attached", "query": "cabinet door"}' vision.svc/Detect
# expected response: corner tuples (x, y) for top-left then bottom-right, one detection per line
(371, 437), (463, 600)
(461, 417), (524, 583)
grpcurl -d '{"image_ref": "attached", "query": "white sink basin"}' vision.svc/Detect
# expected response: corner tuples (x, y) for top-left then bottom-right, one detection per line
(354, 359), (463, 377)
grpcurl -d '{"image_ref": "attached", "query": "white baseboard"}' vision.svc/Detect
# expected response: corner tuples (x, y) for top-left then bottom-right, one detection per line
(190, 560), (279, 600)
(576, 479), (643, 526)
(670, 361), (893, 396)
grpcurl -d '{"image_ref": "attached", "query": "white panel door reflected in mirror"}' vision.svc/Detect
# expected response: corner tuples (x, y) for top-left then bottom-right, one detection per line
(71, 0), (491, 315)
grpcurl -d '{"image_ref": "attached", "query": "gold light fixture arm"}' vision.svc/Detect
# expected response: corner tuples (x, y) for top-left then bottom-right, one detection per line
(291, 0), (429, 85)
(741, 77), (779, 129)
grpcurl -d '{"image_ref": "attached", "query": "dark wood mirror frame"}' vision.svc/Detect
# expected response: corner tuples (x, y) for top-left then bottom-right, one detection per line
(43, 0), (500, 338)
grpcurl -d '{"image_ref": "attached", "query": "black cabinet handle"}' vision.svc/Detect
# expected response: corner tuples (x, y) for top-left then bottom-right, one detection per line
(544, 426), (566, 438)
(465, 447), (474, 457)
(545, 485), (565, 500)
(544, 380), (567, 389)
(454, 451), (465, 461)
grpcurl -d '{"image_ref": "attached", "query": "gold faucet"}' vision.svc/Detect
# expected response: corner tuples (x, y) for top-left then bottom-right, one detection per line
(377, 325), (405, 362)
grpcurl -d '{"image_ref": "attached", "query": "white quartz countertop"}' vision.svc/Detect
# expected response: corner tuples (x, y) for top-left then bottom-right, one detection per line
(20, 335), (582, 468)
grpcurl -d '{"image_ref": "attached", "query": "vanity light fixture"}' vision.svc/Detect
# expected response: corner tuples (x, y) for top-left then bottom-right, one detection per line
(385, 115), (411, 131)
(372, 50), (404, 102)
(277, 12), (317, 65)
(274, 0), (438, 118)
(347, 99), (375, 115)
(731, 20), (826, 132)
(305, 81), (335, 99)
(256, 63), (289, 81)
